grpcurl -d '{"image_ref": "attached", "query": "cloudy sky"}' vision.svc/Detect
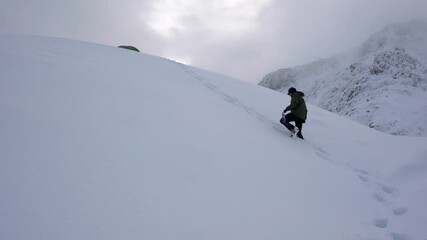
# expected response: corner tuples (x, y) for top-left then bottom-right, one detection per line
(1, 0), (427, 83)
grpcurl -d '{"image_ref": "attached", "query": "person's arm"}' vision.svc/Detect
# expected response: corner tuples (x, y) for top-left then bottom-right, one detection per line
(284, 96), (299, 112)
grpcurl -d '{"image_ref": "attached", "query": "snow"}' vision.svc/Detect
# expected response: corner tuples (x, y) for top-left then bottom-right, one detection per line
(1, 34), (427, 240)
(259, 20), (427, 137)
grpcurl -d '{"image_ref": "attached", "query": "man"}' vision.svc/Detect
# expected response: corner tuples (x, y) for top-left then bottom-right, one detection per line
(280, 87), (308, 139)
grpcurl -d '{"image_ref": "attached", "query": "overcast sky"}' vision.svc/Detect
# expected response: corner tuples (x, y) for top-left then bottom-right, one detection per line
(1, 0), (427, 83)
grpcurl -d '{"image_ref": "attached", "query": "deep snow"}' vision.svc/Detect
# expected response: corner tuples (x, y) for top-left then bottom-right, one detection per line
(1, 34), (427, 240)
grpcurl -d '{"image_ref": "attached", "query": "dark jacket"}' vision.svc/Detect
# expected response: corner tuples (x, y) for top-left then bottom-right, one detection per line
(284, 91), (307, 121)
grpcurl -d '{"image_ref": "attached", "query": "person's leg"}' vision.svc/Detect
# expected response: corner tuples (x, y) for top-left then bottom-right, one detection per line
(283, 113), (296, 132)
(295, 121), (302, 131)
(280, 112), (291, 126)
(295, 121), (304, 139)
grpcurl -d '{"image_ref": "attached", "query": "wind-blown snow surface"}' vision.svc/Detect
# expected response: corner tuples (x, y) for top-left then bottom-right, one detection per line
(260, 20), (427, 137)
(1, 35), (427, 240)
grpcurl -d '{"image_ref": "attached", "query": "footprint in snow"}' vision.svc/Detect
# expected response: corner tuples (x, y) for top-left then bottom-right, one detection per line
(373, 193), (387, 203)
(380, 184), (396, 194)
(357, 174), (369, 182)
(391, 232), (408, 240)
(351, 167), (370, 175)
(374, 218), (388, 228)
(315, 151), (336, 164)
(393, 207), (408, 216)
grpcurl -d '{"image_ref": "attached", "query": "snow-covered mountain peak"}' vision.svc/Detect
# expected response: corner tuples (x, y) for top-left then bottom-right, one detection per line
(370, 49), (427, 87)
(260, 20), (427, 136)
(357, 19), (427, 62)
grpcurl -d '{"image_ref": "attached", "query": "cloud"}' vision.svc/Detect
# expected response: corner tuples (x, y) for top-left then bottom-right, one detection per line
(169, 0), (427, 83)
(1, 0), (427, 83)
(145, 0), (272, 38)
(140, 0), (274, 80)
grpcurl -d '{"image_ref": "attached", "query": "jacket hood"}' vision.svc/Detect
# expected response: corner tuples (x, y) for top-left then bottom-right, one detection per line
(292, 91), (305, 97)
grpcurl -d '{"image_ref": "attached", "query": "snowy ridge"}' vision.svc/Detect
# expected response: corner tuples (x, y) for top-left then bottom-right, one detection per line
(1, 34), (427, 240)
(259, 20), (427, 136)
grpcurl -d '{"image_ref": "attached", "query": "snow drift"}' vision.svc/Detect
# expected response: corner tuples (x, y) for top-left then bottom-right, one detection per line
(1, 34), (427, 240)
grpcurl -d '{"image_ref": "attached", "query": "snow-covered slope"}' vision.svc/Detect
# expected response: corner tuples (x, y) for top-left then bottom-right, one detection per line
(259, 20), (427, 137)
(1, 34), (427, 240)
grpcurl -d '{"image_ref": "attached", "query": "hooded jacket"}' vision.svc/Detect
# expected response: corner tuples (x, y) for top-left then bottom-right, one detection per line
(284, 91), (307, 121)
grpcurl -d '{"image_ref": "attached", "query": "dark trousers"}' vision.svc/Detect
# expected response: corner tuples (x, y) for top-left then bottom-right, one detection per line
(280, 113), (304, 133)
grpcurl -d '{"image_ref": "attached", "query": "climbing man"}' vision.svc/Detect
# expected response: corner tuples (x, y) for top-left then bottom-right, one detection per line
(280, 87), (308, 139)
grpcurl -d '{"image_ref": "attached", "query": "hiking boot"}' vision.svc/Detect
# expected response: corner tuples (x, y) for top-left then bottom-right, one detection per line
(296, 131), (304, 139)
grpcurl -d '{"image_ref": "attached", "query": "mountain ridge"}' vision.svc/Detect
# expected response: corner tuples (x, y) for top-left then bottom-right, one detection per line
(259, 20), (427, 136)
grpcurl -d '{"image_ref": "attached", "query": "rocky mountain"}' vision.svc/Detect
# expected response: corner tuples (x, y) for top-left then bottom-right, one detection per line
(259, 20), (427, 136)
